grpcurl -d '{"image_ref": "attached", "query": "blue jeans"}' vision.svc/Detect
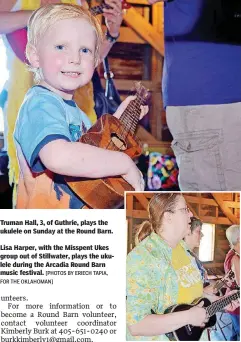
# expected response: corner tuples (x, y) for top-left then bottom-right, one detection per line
(230, 314), (240, 341)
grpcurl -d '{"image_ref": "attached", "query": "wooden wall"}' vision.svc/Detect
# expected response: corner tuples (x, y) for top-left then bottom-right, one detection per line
(91, 0), (166, 141)
(204, 225), (230, 273)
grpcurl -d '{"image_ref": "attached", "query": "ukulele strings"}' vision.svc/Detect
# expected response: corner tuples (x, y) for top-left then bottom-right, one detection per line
(120, 96), (141, 132)
(102, 104), (136, 152)
(112, 94), (143, 149)
(206, 292), (239, 317)
(119, 91), (144, 141)
(120, 86), (144, 137)
(123, 96), (142, 137)
(103, 90), (144, 151)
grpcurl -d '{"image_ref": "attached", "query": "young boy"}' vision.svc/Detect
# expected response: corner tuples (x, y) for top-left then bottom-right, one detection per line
(14, 3), (147, 209)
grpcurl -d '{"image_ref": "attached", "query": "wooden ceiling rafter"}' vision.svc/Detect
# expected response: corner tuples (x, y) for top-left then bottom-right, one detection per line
(198, 216), (232, 226)
(126, 193), (239, 225)
(212, 193), (239, 225)
(184, 196), (218, 207)
(123, 7), (164, 56)
(185, 201), (199, 218)
(133, 193), (149, 210)
(126, 209), (148, 219)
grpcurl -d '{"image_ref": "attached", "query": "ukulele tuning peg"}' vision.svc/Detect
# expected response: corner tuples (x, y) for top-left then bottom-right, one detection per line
(144, 90), (150, 98)
(134, 81), (141, 90)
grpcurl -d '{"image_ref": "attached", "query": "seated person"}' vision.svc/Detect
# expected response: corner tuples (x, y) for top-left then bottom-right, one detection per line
(184, 216), (210, 287)
(224, 225), (240, 341)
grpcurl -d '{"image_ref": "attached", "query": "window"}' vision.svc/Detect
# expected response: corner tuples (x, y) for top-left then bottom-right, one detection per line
(0, 36), (9, 132)
(199, 223), (215, 262)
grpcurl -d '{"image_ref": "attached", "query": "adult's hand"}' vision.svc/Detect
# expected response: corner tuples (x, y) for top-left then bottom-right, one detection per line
(102, 0), (123, 37)
(224, 290), (240, 312)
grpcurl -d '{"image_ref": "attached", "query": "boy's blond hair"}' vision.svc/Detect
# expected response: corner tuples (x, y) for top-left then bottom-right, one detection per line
(26, 3), (103, 82)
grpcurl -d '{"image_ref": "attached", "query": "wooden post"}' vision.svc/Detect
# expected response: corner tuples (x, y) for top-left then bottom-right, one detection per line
(123, 7), (164, 56)
(143, 45), (152, 80)
(126, 193), (134, 252)
(150, 2), (164, 140)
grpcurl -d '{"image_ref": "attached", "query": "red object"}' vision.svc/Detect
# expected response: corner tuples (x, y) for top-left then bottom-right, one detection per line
(6, 27), (28, 63)
(121, 0), (131, 9)
(224, 249), (240, 315)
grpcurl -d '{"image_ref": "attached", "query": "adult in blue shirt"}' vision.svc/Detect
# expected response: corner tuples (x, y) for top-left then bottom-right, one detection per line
(150, 0), (241, 190)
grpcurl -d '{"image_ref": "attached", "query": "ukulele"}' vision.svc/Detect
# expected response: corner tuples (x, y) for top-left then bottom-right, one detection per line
(213, 269), (238, 295)
(6, 0), (131, 64)
(164, 291), (240, 341)
(65, 82), (150, 209)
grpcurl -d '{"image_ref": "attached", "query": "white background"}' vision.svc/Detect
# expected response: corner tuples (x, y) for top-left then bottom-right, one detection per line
(0, 209), (127, 342)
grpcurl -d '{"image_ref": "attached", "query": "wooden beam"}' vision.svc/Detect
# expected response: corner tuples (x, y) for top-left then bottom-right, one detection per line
(212, 193), (239, 224)
(183, 195), (218, 207)
(136, 125), (159, 144)
(127, 218), (133, 253)
(133, 193), (149, 210)
(118, 27), (145, 44)
(132, 193), (238, 208)
(200, 216), (232, 225)
(204, 262), (224, 269)
(150, 55), (163, 139)
(126, 212), (232, 224)
(143, 6), (150, 21)
(126, 193), (134, 212)
(186, 202), (199, 218)
(126, 209), (149, 219)
(126, 192), (238, 224)
(224, 201), (240, 209)
(152, 2), (164, 35)
(215, 248), (227, 259)
(185, 195), (239, 214)
(123, 7), (164, 56)
(149, 2), (163, 139)
(140, 193), (155, 199)
(126, 194), (134, 221)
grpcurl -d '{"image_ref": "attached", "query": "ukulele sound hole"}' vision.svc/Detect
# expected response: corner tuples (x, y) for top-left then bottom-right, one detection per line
(110, 133), (127, 151)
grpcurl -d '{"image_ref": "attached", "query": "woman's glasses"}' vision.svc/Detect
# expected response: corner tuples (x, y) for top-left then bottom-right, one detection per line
(167, 207), (190, 214)
(175, 207), (190, 213)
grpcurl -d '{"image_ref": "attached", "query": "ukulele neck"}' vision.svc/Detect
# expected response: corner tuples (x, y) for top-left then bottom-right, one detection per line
(119, 95), (142, 135)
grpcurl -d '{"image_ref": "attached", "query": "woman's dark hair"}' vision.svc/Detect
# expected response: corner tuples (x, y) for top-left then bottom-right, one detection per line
(135, 193), (182, 244)
(190, 216), (202, 233)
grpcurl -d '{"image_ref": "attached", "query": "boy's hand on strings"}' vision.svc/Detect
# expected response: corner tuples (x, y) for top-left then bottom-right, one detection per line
(113, 95), (149, 120)
(139, 105), (149, 120)
(113, 95), (135, 120)
(103, 0), (123, 37)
